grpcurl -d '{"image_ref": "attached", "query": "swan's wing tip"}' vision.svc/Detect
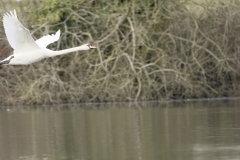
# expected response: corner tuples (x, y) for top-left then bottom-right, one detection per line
(3, 9), (37, 51)
(3, 9), (18, 19)
(36, 30), (61, 48)
(54, 30), (61, 39)
(56, 30), (61, 36)
(14, 9), (17, 17)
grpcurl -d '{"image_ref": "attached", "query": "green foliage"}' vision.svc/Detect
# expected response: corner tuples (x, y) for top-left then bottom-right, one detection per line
(33, 0), (82, 24)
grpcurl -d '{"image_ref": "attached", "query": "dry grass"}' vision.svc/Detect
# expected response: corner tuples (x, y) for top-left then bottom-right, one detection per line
(1, 0), (240, 105)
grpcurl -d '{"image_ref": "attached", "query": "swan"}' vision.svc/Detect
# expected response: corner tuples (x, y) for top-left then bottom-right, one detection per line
(0, 10), (96, 65)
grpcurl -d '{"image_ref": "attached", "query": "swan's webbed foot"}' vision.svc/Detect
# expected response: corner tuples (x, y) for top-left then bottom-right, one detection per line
(0, 55), (14, 65)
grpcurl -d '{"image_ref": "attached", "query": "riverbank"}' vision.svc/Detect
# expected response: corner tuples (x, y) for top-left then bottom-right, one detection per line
(1, 0), (240, 105)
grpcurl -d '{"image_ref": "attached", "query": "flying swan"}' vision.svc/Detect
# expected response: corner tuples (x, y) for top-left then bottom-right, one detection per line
(0, 10), (96, 65)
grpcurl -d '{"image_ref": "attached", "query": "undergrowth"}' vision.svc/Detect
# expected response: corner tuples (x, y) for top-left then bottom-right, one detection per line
(1, 0), (240, 105)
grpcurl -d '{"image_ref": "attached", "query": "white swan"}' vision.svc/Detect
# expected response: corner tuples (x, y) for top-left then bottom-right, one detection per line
(0, 10), (96, 65)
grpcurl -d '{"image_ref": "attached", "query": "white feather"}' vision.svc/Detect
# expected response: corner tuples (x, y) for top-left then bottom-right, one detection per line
(36, 30), (61, 48)
(3, 9), (39, 53)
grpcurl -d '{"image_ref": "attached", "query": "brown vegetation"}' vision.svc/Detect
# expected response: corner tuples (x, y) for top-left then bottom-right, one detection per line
(1, 0), (240, 105)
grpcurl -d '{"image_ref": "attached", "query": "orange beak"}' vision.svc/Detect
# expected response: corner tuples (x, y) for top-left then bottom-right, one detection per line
(90, 45), (97, 49)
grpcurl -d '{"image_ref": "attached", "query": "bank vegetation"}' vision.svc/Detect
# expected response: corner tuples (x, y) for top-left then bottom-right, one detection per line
(1, 0), (240, 105)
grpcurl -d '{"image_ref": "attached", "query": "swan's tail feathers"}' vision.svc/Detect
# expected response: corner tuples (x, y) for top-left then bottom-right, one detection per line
(0, 55), (14, 65)
(0, 60), (6, 65)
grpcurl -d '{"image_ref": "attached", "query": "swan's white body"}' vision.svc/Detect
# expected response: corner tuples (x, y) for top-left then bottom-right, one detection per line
(0, 10), (96, 65)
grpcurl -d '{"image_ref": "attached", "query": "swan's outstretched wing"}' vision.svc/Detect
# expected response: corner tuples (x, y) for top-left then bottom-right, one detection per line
(3, 10), (39, 53)
(35, 30), (61, 48)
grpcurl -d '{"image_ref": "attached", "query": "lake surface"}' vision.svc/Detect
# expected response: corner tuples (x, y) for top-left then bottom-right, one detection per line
(1, 99), (240, 160)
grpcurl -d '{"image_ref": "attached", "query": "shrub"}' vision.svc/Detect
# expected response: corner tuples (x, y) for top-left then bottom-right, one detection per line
(1, 0), (240, 105)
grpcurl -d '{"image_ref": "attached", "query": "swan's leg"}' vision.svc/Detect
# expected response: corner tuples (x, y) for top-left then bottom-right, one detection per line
(0, 55), (14, 65)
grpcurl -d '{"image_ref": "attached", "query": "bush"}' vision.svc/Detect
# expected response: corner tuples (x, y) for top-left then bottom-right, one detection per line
(1, 0), (240, 105)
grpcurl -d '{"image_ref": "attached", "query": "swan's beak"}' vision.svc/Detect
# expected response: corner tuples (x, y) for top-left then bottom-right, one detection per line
(90, 45), (97, 49)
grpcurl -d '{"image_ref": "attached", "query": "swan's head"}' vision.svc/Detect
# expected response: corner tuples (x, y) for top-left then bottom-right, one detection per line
(81, 43), (97, 50)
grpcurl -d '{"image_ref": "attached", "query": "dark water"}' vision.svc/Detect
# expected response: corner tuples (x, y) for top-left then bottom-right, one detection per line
(1, 99), (240, 160)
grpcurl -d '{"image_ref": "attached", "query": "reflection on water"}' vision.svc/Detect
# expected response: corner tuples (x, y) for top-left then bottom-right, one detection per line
(1, 99), (240, 160)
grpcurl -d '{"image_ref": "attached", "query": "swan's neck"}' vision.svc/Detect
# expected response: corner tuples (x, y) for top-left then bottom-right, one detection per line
(47, 46), (89, 57)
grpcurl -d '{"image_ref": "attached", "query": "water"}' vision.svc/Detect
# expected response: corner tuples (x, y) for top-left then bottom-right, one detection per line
(1, 99), (240, 160)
